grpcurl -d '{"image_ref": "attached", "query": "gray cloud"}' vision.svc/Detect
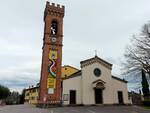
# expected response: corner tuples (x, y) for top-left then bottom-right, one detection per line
(1, 0), (150, 92)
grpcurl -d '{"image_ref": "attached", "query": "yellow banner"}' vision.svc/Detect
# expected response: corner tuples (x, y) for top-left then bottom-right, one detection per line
(48, 74), (55, 78)
(47, 77), (56, 88)
(49, 50), (57, 60)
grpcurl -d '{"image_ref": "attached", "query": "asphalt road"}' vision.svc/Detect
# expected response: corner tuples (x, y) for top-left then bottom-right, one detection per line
(0, 104), (149, 113)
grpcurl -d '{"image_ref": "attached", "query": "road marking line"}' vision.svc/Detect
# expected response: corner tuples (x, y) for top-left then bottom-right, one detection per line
(50, 110), (54, 113)
(87, 110), (95, 113)
(71, 110), (77, 112)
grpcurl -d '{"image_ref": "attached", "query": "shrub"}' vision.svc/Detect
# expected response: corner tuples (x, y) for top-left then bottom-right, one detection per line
(0, 84), (10, 99)
(142, 100), (150, 106)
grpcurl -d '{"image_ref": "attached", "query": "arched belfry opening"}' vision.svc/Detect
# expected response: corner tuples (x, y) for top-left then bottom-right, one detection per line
(51, 20), (58, 36)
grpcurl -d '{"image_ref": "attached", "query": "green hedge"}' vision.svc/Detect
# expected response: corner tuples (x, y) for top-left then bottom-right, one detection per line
(142, 100), (150, 106)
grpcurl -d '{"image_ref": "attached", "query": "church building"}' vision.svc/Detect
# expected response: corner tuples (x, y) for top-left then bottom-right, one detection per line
(37, 1), (131, 106)
(62, 56), (130, 105)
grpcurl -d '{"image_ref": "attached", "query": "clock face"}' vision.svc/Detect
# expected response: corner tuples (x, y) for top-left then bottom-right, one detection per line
(94, 68), (101, 77)
(51, 21), (57, 36)
(51, 37), (57, 43)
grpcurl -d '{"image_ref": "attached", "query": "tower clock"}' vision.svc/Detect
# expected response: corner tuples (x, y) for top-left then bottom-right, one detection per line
(38, 2), (64, 105)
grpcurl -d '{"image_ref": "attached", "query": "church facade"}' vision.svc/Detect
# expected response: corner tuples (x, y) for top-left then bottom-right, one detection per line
(63, 56), (130, 105)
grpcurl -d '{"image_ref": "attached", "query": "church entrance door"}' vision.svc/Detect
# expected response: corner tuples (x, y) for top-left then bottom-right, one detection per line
(95, 89), (103, 104)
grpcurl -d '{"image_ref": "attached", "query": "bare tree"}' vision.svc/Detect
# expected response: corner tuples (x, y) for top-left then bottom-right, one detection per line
(123, 22), (150, 88)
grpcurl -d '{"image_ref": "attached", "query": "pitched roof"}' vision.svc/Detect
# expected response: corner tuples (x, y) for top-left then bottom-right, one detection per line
(112, 75), (128, 83)
(62, 65), (79, 71)
(63, 70), (82, 80)
(63, 70), (127, 84)
(80, 56), (112, 69)
(25, 86), (39, 91)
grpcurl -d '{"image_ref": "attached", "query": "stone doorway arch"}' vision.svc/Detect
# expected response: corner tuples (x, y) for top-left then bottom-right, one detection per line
(92, 79), (105, 104)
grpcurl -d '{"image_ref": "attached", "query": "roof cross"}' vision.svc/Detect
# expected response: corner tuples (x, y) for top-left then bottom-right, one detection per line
(95, 50), (97, 57)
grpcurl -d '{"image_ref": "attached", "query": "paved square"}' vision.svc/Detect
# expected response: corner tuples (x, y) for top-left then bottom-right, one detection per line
(0, 104), (149, 113)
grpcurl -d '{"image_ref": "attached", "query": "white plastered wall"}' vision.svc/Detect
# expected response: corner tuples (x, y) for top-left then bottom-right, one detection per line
(112, 78), (130, 104)
(63, 76), (82, 105)
(81, 62), (114, 105)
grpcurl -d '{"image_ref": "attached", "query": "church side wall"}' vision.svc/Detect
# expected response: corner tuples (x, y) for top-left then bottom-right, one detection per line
(112, 78), (130, 104)
(62, 76), (82, 105)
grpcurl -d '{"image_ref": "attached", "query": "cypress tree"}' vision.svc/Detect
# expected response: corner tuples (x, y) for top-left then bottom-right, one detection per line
(141, 69), (150, 99)
(19, 89), (25, 104)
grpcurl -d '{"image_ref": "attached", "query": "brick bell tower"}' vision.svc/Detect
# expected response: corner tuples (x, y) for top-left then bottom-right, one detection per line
(39, 1), (64, 105)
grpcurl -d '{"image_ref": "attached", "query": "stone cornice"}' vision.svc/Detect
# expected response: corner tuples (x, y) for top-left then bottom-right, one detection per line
(80, 56), (112, 70)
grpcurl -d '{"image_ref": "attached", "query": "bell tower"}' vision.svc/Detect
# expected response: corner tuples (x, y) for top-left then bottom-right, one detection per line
(39, 1), (64, 105)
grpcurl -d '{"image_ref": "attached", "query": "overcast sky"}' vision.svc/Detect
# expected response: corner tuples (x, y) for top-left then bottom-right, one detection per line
(0, 0), (150, 92)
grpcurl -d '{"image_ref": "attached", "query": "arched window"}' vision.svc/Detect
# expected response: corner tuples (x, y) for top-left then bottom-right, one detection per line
(51, 20), (58, 36)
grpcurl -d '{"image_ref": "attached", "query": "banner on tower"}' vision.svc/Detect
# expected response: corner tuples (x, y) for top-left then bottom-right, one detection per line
(47, 77), (56, 88)
(47, 49), (58, 94)
(49, 50), (57, 59)
(48, 50), (58, 78)
(48, 60), (57, 78)
(48, 88), (54, 94)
